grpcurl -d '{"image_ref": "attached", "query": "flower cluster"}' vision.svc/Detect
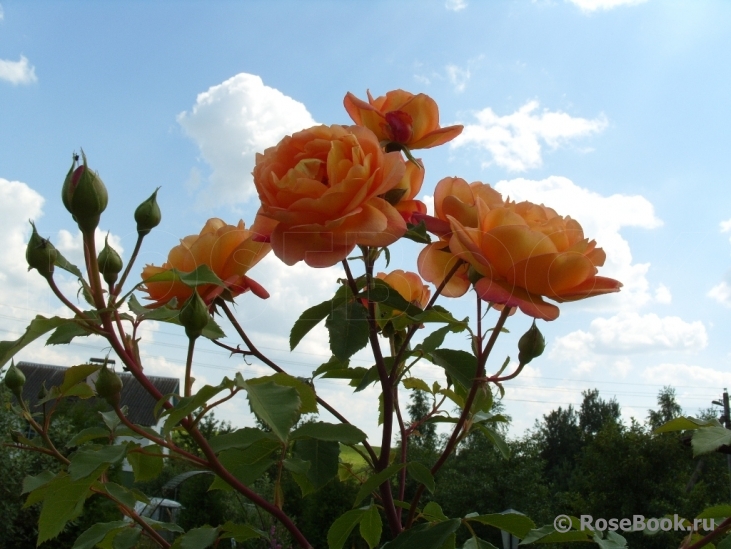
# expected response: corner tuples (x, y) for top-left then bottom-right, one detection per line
(142, 88), (620, 320)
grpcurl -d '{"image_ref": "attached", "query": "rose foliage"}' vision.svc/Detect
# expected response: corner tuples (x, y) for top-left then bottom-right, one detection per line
(16, 87), (714, 549)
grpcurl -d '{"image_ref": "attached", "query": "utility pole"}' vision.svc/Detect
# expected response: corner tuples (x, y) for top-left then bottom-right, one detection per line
(712, 389), (731, 502)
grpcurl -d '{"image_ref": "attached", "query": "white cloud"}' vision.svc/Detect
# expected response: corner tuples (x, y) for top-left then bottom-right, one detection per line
(495, 176), (661, 309)
(654, 283), (672, 304)
(177, 73), (317, 209)
(445, 0), (468, 11)
(708, 279), (731, 307)
(451, 101), (608, 171)
(0, 55), (37, 85)
(0, 4), (4, 20)
(446, 64), (470, 93)
(567, 0), (648, 13)
(641, 362), (731, 389)
(552, 312), (707, 358)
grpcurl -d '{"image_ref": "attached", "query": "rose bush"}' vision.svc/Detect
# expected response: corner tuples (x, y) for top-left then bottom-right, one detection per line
(142, 217), (270, 306)
(253, 124), (409, 267)
(344, 89), (463, 150)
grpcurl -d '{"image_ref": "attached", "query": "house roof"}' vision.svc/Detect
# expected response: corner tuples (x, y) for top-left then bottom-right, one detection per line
(16, 362), (180, 427)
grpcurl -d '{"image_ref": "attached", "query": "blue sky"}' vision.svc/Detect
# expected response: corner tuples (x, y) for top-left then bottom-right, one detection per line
(2, 0), (731, 439)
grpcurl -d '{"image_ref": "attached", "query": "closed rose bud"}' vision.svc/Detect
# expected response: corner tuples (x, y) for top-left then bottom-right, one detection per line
(4, 361), (26, 399)
(95, 364), (123, 406)
(135, 187), (162, 236)
(62, 150), (108, 232)
(26, 221), (58, 278)
(518, 321), (546, 365)
(97, 235), (123, 286)
(179, 290), (209, 339)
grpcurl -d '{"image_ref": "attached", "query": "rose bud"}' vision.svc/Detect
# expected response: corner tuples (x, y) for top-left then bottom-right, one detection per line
(518, 321), (546, 365)
(62, 150), (109, 232)
(135, 187), (162, 236)
(179, 289), (210, 339)
(95, 364), (123, 406)
(97, 234), (123, 286)
(4, 361), (26, 399)
(26, 221), (58, 278)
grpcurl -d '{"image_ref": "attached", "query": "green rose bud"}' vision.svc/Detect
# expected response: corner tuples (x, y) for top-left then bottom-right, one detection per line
(62, 150), (108, 232)
(134, 187), (162, 236)
(179, 290), (210, 340)
(467, 265), (484, 285)
(4, 360), (26, 399)
(95, 364), (123, 406)
(518, 321), (546, 365)
(97, 234), (123, 286)
(26, 221), (58, 278)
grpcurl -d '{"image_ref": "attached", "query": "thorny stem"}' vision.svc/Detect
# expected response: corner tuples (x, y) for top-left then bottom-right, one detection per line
(219, 300), (379, 467)
(185, 337), (196, 398)
(405, 305), (512, 529)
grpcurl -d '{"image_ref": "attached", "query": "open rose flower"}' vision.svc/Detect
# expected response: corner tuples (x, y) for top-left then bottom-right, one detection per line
(387, 160), (427, 224)
(344, 90), (463, 150)
(418, 177), (621, 320)
(142, 217), (270, 307)
(253, 124), (408, 267)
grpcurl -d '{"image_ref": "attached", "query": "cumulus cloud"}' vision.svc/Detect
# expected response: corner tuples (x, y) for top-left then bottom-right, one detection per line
(177, 73), (317, 209)
(641, 362), (731, 388)
(551, 312), (707, 359)
(0, 55), (37, 85)
(567, 0), (648, 13)
(451, 101), (608, 171)
(445, 0), (468, 11)
(494, 176), (661, 309)
(708, 278), (731, 307)
(446, 64), (470, 93)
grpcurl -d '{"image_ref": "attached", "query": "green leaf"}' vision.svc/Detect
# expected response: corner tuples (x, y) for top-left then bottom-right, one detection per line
(698, 504), (731, 519)
(718, 535), (731, 549)
(141, 517), (184, 533)
(467, 511), (536, 538)
(127, 444), (164, 482)
(423, 501), (449, 522)
(418, 325), (453, 355)
(209, 427), (272, 453)
(0, 316), (71, 368)
(407, 461), (435, 493)
(360, 504), (382, 549)
(69, 444), (127, 480)
(46, 321), (96, 345)
(521, 524), (592, 544)
(326, 301), (370, 362)
(127, 294), (225, 339)
(381, 519), (461, 549)
(103, 482), (137, 509)
(313, 356), (350, 377)
(162, 384), (227, 436)
(143, 264), (226, 288)
(22, 470), (56, 494)
(328, 508), (366, 549)
(692, 426), (731, 456)
(402, 377), (432, 393)
(67, 427), (110, 447)
(403, 220), (432, 244)
(354, 462), (406, 506)
(209, 438), (280, 491)
(54, 250), (83, 278)
(219, 521), (264, 542)
(294, 438), (340, 489)
(175, 525), (219, 549)
(432, 349), (477, 390)
(283, 457), (311, 476)
(593, 530), (628, 549)
(99, 409), (122, 432)
(71, 521), (129, 549)
(291, 298), (341, 351)
(111, 527), (142, 549)
(37, 473), (95, 545)
(352, 365), (380, 392)
(244, 380), (300, 441)
(461, 538), (499, 549)
(654, 416), (723, 433)
(60, 363), (102, 394)
(291, 422), (367, 444)
(474, 423), (511, 459)
(247, 373), (317, 414)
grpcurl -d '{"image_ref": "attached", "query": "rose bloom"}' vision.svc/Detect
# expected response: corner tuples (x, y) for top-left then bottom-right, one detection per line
(418, 177), (621, 320)
(142, 217), (270, 307)
(390, 160), (427, 224)
(343, 89), (463, 150)
(376, 270), (431, 311)
(253, 124), (408, 267)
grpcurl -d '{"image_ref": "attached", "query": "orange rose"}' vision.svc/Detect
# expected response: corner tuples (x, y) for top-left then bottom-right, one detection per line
(376, 270), (431, 311)
(390, 160), (427, 224)
(141, 217), (270, 307)
(418, 177), (622, 320)
(253, 124), (408, 267)
(343, 90), (463, 150)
